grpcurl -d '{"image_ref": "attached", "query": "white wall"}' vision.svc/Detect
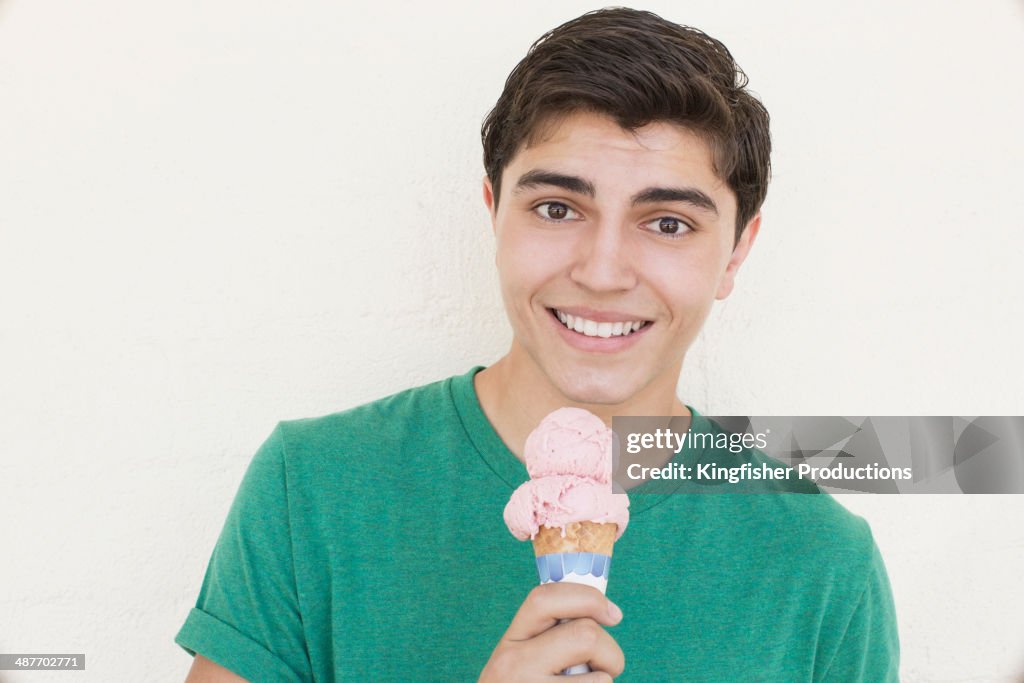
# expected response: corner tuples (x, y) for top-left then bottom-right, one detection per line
(1, 1), (1022, 681)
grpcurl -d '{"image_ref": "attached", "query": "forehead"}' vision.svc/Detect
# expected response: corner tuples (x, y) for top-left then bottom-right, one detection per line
(506, 110), (735, 213)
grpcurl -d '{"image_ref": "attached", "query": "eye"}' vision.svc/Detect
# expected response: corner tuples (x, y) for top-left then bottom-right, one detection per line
(643, 216), (692, 238)
(534, 202), (579, 222)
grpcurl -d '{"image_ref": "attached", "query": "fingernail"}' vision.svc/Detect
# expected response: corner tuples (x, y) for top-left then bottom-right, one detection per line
(607, 600), (623, 622)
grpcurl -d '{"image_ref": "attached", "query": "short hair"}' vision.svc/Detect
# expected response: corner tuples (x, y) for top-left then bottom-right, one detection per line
(481, 7), (771, 243)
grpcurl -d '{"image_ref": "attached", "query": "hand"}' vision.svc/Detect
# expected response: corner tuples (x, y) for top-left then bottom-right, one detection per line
(479, 582), (625, 682)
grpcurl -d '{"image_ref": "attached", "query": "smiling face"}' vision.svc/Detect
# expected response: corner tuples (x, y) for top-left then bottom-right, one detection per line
(483, 110), (760, 409)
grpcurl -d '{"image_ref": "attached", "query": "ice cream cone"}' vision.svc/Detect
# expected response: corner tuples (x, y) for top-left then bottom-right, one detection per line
(532, 521), (619, 676)
(531, 521), (618, 594)
(504, 408), (629, 677)
(532, 521), (617, 557)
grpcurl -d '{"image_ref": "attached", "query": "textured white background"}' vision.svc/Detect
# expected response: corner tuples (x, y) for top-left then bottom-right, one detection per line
(1, 1), (1023, 681)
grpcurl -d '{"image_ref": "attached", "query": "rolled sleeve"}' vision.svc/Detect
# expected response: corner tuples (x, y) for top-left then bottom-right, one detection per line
(175, 424), (312, 682)
(176, 607), (304, 683)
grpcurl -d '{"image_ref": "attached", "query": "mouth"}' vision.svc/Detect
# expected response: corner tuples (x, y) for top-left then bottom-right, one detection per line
(547, 308), (652, 338)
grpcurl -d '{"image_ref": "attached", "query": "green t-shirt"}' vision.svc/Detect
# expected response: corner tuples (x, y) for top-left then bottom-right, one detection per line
(176, 367), (899, 681)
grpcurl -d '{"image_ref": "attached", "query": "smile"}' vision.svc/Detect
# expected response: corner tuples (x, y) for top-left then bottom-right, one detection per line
(549, 308), (651, 338)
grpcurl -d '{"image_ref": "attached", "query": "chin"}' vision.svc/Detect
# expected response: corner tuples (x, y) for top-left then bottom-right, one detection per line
(552, 371), (640, 407)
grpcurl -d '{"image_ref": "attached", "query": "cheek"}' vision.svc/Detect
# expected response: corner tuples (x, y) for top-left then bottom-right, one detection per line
(642, 249), (726, 321)
(496, 227), (565, 292)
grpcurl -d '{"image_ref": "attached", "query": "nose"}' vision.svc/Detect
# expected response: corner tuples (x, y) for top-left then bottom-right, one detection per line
(569, 219), (638, 293)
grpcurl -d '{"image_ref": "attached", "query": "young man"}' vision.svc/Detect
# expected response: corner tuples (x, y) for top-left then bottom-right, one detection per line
(178, 8), (899, 681)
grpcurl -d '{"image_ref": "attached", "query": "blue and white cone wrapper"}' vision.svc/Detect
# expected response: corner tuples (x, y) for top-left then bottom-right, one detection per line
(535, 551), (613, 674)
(535, 551), (612, 594)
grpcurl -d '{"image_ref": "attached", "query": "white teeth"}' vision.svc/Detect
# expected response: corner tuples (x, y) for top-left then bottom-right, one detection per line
(553, 310), (647, 338)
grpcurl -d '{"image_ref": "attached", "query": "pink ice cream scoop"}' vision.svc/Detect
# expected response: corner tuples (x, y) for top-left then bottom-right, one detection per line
(503, 407), (630, 541)
(523, 406), (614, 483)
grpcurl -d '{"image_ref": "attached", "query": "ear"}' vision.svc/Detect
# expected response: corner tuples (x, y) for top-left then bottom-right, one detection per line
(715, 212), (761, 300)
(482, 176), (498, 232)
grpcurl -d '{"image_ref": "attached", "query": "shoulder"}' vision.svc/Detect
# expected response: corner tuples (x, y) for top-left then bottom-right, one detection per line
(273, 372), (461, 454)
(691, 414), (879, 573)
(767, 489), (876, 566)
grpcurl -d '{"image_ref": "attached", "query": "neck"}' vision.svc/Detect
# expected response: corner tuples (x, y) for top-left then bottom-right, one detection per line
(474, 345), (690, 461)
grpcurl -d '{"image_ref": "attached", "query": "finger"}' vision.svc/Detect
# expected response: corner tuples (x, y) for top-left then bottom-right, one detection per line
(504, 583), (623, 641)
(530, 617), (625, 677)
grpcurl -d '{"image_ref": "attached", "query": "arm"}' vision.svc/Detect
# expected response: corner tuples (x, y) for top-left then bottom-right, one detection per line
(185, 655), (250, 683)
(174, 425), (311, 682)
(821, 536), (901, 682)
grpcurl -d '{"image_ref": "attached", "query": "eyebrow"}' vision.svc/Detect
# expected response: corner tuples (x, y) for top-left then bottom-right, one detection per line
(512, 168), (719, 217)
(632, 187), (718, 217)
(513, 170), (596, 197)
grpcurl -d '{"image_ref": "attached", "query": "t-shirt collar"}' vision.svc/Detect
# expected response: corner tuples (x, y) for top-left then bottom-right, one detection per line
(449, 365), (711, 514)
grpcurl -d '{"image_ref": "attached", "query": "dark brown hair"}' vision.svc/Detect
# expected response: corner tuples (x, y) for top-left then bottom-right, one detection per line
(481, 7), (771, 242)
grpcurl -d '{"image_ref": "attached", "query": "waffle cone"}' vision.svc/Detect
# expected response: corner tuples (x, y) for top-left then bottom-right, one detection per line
(532, 521), (617, 557)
